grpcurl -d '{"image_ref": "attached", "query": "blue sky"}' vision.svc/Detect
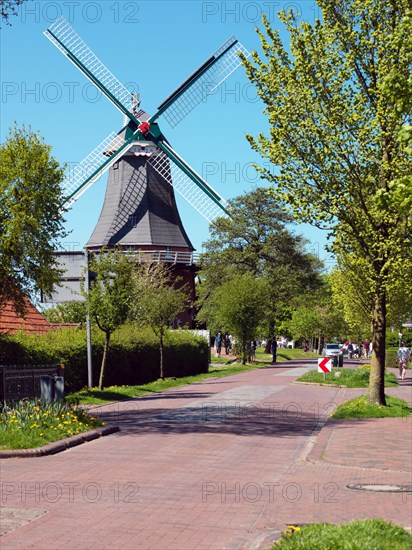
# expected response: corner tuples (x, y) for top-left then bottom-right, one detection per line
(1, 0), (332, 265)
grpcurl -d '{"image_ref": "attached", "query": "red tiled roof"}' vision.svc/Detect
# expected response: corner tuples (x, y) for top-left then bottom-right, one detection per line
(0, 299), (51, 334)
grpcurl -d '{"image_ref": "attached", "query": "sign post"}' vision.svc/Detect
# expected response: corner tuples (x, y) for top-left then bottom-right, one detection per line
(318, 357), (332, 380)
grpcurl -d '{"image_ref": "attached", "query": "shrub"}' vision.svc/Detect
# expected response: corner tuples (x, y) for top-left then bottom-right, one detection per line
(0, 325), (209, 392)
(385, 349), (398, 369)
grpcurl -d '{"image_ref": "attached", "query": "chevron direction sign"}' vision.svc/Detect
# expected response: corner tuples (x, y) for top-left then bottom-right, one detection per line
(318, 358), (332, 373)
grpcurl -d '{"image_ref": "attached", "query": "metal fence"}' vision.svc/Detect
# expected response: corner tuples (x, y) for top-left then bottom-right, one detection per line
(0, 364), (63, 403)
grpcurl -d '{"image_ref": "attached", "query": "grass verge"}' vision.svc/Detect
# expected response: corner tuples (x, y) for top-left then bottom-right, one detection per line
(297, 366), (398, 388)
(332, 394), (412, 419)
(273, 519), (412, 549)
(68, 363), (268, 405)
(0, 399), (102, 450)
(255, 348), (319, 363)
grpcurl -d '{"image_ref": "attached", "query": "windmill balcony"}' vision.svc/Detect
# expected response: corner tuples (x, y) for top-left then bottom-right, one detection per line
(130, 249), (199, 266)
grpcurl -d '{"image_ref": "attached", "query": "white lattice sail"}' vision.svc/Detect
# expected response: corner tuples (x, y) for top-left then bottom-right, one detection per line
(44, 17), (133, 115)
(158, 37), (250, 128)
(148, 148), (228, 223)
(63, 133), (127, 206)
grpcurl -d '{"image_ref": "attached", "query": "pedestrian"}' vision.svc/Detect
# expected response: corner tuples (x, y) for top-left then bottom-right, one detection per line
(224, 333), (231, 355)
(347, 341), (354, 359)
(215, 332), (222, 357)
(364, 340), (369, 359)
(397, 342), (410, 380)
(249, 339), (257, 362)
(270, 338), (277, 364)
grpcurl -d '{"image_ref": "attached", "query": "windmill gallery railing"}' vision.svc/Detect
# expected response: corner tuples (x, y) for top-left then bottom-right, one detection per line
(132, 250), (200, 266)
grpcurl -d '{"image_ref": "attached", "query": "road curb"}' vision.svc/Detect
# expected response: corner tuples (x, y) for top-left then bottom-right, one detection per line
(0, 425), (119, 459)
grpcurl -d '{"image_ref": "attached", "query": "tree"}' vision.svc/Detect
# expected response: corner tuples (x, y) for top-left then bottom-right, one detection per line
(331, 253), (412, 340)
(198, 188), (323, 347)
(1, 0), (30, 25)
(83, 249), (135, 390)
(242, 1), (412, 405)
(288, 307), (322, 346)
(42, 301), (87, 325)
(287, 275), (350, 350)
(132, 262), (189, 380)
(0, 125), (67, 314)
(197, 273), (267, 364)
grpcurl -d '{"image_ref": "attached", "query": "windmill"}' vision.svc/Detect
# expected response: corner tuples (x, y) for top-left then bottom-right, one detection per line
(44, 18), (249, 327)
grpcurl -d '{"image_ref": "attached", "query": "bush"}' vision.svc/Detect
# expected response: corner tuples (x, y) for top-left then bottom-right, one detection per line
(386, 330), (412, 348)
(0, 325), (209, 392)
(385, 349), (398, 369)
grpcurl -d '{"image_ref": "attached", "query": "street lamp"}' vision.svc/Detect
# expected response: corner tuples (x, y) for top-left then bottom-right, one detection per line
(398, 332), (403, 347)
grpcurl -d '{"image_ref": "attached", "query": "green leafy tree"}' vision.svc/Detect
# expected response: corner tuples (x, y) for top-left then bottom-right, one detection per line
(288, 307), (322, 346)
(242, 1), (412, 405)
(1, 0), (30, 25)
(42, 301), (87, 325)
(197, 273), (267, 364)
(132, 262), (189, 380)
(83, 249), (135, 390)
(331, 253), (412, 341)
(287, 276), (350, 350)
(0, 125), (67, 314)
(198, 188), (323, 347)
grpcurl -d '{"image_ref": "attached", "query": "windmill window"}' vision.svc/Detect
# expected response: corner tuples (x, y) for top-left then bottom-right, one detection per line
(129, 214), (138, 227)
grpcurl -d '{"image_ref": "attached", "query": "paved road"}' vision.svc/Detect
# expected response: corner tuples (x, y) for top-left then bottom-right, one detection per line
(1, 360), (411, 549)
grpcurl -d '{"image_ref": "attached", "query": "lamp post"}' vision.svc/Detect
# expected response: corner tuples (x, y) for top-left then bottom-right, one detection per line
(398, 332), (403, 348)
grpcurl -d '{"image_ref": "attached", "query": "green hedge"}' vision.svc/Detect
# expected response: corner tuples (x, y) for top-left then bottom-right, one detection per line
(0, 325), (209, 393)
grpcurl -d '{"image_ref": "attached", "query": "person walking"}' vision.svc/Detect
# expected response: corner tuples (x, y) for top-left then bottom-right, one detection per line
(397, 342), (410, 380)
(270, 338), (278, 364)
(215, 332), (222, 357)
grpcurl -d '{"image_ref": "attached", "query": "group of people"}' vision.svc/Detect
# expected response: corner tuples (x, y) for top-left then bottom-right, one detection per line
(344, 340), (373, 359)
(213, 334), (278, 363)
(214, 332), (233, 357)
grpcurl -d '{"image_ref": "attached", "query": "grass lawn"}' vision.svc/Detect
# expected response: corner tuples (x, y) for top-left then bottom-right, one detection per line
(297, 366), (398, 388)
(255, 347), (319, 363)
(332, 394), (412, 419)
(0, 399), (102, 450)
(272, 519), (412, 549)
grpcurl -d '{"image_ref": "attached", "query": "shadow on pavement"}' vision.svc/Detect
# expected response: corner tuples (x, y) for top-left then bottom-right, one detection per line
(95, 403), (369, 438)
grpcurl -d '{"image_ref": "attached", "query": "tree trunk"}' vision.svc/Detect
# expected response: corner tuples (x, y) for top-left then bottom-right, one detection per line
(98, 330), (111, 390)
(159, 330), (164, 380)
(265, 319), (275, 353)
(241, 337), (247, 365)
(368, 292), (386, 405)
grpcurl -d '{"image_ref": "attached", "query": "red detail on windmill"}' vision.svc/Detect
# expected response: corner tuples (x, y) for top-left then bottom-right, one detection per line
(318, 358), (332, 373)
(139, 122), (150, 135)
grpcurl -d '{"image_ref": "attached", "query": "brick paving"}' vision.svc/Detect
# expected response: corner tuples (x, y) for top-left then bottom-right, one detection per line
(1, 360), (411, 549)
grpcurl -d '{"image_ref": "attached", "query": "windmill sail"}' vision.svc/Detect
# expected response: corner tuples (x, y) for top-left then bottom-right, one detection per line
(148, 144), (228, 222)
(62, 132), (132, 207)
(153, 36), (249, 128)
(44, 17), (139, 123)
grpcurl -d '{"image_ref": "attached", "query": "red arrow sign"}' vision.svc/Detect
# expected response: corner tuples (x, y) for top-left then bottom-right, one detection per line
(318, 358), (332, 373)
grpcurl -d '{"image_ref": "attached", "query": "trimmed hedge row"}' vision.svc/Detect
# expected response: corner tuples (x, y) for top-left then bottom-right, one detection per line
(0, 325), (209, 393)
